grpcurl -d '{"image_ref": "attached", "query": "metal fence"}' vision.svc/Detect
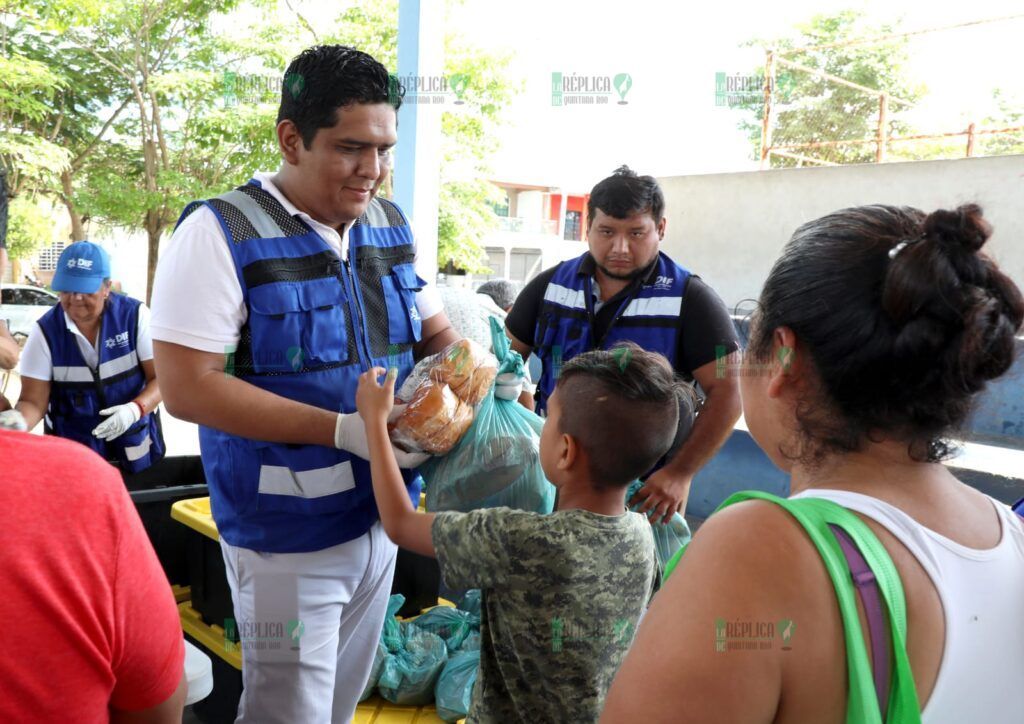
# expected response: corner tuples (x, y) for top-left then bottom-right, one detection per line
(758, 15), (1024, 168)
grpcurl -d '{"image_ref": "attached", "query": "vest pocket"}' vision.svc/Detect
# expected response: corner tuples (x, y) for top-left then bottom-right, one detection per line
(247, 279), (350, 372)
(382, 262), (425, 345)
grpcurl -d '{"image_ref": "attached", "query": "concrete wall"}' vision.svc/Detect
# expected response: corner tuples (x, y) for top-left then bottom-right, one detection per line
(658, 154), (1024, 310)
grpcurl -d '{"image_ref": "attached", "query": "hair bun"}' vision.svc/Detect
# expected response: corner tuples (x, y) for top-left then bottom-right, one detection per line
(923, 203), (990, 253)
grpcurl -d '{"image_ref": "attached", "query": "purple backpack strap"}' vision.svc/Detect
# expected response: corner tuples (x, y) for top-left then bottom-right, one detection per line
(828, 523), (890, 717)
(1013, 497), (1024, 520)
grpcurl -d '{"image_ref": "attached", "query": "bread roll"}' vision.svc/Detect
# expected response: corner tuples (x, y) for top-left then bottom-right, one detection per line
(429, 339), (498, 407)
(390, 380), (474, 455)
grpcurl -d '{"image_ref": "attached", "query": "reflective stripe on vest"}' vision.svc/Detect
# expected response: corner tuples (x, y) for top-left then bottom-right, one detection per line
(39, 293), (165, 472)
(533, 252), (690, 414)
(176, 181), (424, 553)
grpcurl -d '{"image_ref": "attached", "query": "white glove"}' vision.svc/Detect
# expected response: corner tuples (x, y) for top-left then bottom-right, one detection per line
(0, 409), (28, 432)
(334, 411), (430, 468)
(494, 371), (525, 401)
(92, 402), (142, 441)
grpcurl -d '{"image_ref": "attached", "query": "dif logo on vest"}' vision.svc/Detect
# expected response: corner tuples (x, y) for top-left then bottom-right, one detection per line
(104, 331), (130, 349)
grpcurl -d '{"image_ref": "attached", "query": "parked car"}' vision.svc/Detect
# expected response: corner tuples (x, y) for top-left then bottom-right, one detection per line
(1, 284), (59, 340)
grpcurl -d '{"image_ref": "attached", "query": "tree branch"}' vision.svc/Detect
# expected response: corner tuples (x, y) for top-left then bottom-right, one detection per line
(71, 96), (132, 171)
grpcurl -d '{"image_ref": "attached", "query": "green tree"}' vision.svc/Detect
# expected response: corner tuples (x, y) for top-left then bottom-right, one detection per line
(738, 10), (925, 167)
(6, 16), (134, 241)
(48, 0), (280, 299)
(4, 194), (52, 259)
(0, 2), (72, 197)
(979, 89), (1024, 157)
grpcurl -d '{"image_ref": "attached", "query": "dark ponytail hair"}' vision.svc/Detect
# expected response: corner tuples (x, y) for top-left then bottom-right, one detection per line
(751, 203), (1024, 463)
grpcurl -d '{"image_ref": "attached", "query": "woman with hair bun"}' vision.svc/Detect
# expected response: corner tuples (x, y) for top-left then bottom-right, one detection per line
(602, 204), (1024, 724)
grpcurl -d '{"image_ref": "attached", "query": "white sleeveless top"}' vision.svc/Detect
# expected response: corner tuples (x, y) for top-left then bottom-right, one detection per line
(790, 488), (1024, 724)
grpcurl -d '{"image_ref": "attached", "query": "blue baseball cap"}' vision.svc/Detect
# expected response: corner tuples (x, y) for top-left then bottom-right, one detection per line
(52, 242), (111, 294)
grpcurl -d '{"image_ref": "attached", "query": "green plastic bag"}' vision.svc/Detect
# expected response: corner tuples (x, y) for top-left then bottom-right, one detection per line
(378, 622), (449, 706)
(459, 630), (482, 652)
(664, 491), (922, 724)
(381, 593), (406, 651)
(414, 606), (478, 654)
(626, 480), (691, 571)
(422, 319), (556, 514)
(434, 649), (480, 722)
(358, 641), (387, 702)
(359, 594), (407, 701)
(457, 589), (482, 617)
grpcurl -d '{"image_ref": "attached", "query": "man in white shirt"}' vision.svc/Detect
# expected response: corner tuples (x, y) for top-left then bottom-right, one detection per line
(151, 46), (460, 723)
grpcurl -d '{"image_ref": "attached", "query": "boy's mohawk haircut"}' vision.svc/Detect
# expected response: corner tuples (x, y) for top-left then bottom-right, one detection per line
(555, 343), (694, 488)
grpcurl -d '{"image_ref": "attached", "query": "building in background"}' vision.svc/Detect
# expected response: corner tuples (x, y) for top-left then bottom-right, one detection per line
(467, 180), (589, 288)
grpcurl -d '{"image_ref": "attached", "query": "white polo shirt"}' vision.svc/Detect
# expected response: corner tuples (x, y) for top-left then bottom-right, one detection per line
(19, 304), (153, 380)
(150, 172), (442, 353)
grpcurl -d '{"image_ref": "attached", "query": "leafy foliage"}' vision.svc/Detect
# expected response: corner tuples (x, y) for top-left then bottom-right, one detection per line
(1, 0), (518, 289)
(737, 10), (925, 166)
(5, 195), (52, 259)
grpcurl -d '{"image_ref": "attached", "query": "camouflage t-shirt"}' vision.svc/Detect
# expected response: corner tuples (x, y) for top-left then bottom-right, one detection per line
(432, 507), (659, 723)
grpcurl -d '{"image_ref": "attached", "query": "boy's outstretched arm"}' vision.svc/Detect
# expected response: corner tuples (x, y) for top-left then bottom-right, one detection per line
(356, 367), (437, 558)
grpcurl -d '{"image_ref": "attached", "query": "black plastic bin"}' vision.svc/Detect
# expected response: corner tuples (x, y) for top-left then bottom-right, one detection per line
(186, 523), (236, 631)
(126, 455), (207, 588)
(391, 548), (440, 618)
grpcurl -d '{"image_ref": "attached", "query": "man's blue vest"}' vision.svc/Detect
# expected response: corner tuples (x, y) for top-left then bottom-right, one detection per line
(176, 181), (423, 553)
(533, 251), (691, 413)
(38, 293), (165, 473)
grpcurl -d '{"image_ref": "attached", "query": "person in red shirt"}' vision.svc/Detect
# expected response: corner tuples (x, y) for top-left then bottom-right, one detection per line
(0, 429), (186, 722)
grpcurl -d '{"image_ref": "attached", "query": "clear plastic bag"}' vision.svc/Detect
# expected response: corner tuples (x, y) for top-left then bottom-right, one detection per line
(421, 319), (556, 514)
(391, 339), (497, 454)
(627, 480), (692, 571)
(378, 621), (449, 706)
(434, 649), (480, 722)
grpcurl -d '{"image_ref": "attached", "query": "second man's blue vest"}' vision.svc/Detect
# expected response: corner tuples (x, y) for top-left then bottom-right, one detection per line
(176, 181), (424, 553)
(39, 293), (165, 473)
(533, 251), (691, 413)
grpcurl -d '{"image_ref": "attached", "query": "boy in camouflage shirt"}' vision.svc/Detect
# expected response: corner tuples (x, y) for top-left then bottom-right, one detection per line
(356, 343), (691, 722)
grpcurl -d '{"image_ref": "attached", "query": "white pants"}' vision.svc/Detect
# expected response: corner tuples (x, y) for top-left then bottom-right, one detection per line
(220, 522), (398, 724)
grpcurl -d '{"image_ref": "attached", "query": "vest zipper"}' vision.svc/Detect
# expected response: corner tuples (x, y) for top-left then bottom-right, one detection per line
(336, 256), (373, 369)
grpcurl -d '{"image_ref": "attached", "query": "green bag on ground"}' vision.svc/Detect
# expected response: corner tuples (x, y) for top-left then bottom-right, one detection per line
(458, 630), (482, 652)
(378, 622), (449, 706)
(456, 589), (482, 617)
(358, 641), (387, 702)
(434, 649), (480, 722)
(414, 605), (478, 654)
(359, 594), (406, 701)
(663, 491), (922, 724)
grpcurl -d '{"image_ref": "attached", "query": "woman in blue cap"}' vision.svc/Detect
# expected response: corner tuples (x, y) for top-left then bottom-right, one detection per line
(0, 241), (165, 475)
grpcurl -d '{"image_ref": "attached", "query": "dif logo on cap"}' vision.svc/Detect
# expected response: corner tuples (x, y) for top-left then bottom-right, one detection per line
(52, 241), (112, 294)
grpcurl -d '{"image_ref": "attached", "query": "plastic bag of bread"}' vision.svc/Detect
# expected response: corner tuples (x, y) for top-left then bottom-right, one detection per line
(421, 319), (556, 514)
(429, 339), (498, 407)
(396, 352), (440, 403)
(390, 380), (474, 455)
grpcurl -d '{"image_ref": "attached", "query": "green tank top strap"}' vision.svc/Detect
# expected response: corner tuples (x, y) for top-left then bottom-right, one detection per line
(663, 491), (922, 724)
